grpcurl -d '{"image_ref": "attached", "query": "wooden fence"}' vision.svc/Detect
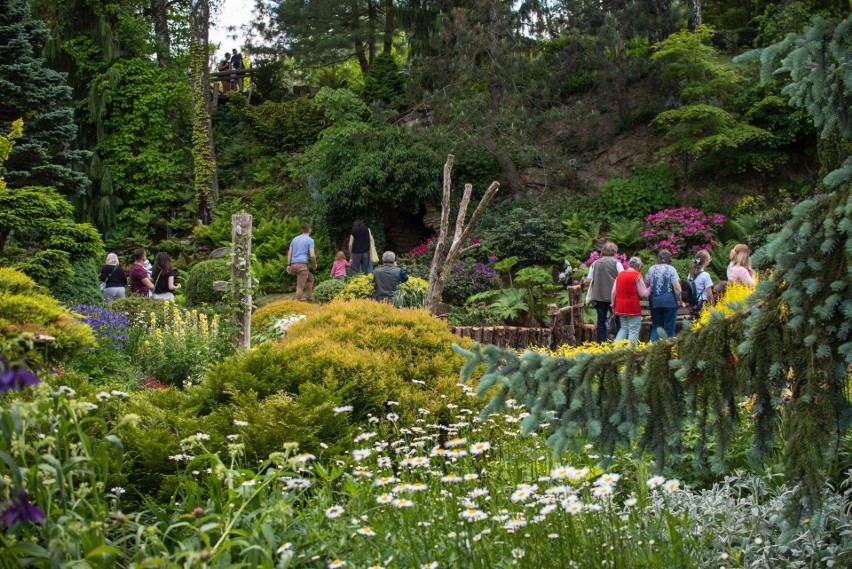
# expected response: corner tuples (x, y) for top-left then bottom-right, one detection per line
(450, 285), (694, 350)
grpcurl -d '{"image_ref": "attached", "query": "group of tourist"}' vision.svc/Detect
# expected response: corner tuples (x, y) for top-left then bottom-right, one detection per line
(217, 48), (245, 93)
(588, 242), (755, 344)
(99, 249), (181, 303)
(286, 221), (408, 304)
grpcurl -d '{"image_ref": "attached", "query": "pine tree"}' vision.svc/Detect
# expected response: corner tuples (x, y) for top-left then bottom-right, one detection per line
(0, 0), (89, 197)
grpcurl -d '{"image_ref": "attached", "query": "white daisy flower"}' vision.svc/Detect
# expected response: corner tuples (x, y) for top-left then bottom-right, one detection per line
(325, 506), (345, 518)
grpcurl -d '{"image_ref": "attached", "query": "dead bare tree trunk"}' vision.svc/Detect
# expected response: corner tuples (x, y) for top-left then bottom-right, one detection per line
(425, 155), (500, 316)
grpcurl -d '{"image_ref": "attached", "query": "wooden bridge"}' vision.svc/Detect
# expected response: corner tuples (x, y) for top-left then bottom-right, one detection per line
(210, 69), (256, 107)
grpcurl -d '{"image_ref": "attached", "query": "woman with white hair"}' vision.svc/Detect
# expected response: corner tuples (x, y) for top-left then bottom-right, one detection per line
(100, 252), (127, 303)
(611, 256), (649, 344)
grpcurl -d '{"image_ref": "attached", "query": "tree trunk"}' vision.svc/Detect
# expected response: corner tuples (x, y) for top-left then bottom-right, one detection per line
(382, 0), (394, 54)
(189, 0), (218, 224)
(367, 0), (377, 67)
(688, 0), (702, 31)
(151, 0), (171, 67)
(231, 213), (252, 349)
(425, 155), (500, 316)
(482, 123), (525, 200)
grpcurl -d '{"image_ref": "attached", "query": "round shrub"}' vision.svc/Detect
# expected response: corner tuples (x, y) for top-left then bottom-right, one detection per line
(642, 207), (725, 258)
(185, 259), (230, 307)
(0, 267), (94, 366)
(482, 209), (562, 267)
(253, 299), (326, 331)
(313, 278), (346, 304)
(598, 164), (678, 219)
(116, 300), (481, 494)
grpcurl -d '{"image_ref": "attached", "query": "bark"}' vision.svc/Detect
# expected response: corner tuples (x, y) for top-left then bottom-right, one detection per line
(425, 155), (500, 316)
(688, 0), (702, 31)
(367, 0), (377, 67)
(382, 0), (394, 54)
(482, 123), (525, 199)
(151, 0), (171, 67)
(189, 0), (218, 223)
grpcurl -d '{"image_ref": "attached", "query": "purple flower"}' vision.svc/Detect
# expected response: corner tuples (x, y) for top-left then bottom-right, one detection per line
(0, 491), (46, 527)
(0, 365), (40, 393)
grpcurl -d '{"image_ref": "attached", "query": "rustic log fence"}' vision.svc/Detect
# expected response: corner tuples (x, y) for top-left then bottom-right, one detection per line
(451, 285), (694, 350)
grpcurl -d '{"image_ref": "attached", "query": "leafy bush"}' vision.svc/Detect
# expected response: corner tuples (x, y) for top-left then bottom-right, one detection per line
(338, 274), (429, 308)
(442, 256), (501, 306)
(185, 259), (230, 307)
(482, 209), (562, 267)
(240, 98), (326, 153)
(642, 207), (726, 258)
(361, 53), (405, 104)
(598, 165), (678, 220)
(50, 259), (102, 308)
(313, 278), (346, 303)
(0, 267), (94, 366)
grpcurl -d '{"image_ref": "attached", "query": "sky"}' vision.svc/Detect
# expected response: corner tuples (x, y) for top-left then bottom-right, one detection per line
(209, 0), (255, 57)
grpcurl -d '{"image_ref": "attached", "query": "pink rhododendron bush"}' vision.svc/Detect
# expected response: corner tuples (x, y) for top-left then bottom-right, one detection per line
(642, 207), (725, 257)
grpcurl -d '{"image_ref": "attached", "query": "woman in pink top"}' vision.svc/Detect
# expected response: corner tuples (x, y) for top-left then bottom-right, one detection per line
(330, 251), (351, 281)
(727, 243), (755, 286)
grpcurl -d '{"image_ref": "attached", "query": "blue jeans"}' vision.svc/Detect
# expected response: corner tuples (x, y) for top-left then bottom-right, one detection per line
(595, 301), (612, 343)
(351, 252), (370, 275)
(650, 307), (677, 341)
(614, 315), (641, 344)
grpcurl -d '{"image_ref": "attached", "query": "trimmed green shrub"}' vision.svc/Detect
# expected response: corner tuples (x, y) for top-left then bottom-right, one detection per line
(362, 53), (405, 104)
(598, 164), (678, 220)
(0, 267), (94, 366)
(50, 259), (102, 307)
(185, 259), (230, 307)
(313, 278), (346, 303)
(482, 209), (563, 267)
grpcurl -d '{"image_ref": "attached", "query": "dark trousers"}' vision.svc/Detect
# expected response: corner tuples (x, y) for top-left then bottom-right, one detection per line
(650, 307), (677, 341)
(595, 301), (612, 343)
(351, 252), (370, 275)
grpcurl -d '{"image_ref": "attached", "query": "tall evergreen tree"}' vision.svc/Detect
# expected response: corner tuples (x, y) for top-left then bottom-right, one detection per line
(0, 0), (89, 197)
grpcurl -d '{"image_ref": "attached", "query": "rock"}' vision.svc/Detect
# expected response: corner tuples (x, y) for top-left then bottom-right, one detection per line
(209, 247), (230, 259)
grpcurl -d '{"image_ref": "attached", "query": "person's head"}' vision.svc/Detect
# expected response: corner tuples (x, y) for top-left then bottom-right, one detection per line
(232, 48), (238, 55)
(335, 251), (346, 261)
(628, 256), (643, 271)
(729, 243), (751, 268)
(352, 219), (364, 230)
(133, 248), (146, 262)
(224, 53), (231, 60)
(657, 249), (673, 265)
(105, 252), (119, 266)
(690, 249), (711, 278)
(382, 251), (396, 264)
(154, 251), (171, 275)
(601, 241), (618, 256)
(302, 223), (311, 234)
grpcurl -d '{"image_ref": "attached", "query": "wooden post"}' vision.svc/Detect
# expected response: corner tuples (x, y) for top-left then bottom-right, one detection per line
(231, 213), (252, 349)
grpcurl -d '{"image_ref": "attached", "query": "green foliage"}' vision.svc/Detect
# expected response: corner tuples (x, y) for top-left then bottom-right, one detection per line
(50, 259), (102, 307)
(482, 209), (562, 267)
(185, 259), (230, 307)
(313, 87), (371, 124)
(598, 165), (678, 219)
(338, 274), (429, 308)
(240, 98), (326, 153)
(605, 218), (645, 253)
(93, 58), (192, 240)
(362, 53), (405, 104)
(313, 278), (346, 303)
(0, 0), (90, 197)
(0, 267), (94, 366)
(0, 183), (104, 289)
(305, 103), (442, 232)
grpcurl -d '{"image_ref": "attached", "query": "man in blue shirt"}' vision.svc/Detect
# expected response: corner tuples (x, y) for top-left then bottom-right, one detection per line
(286, 224), (317, 301)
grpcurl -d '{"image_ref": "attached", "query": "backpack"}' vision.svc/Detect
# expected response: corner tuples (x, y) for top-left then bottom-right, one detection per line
(681, 273), (702, 308)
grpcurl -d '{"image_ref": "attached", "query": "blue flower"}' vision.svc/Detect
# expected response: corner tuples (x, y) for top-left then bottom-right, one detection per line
(0, 365), (40, 393)
(0, 491), (46, 527)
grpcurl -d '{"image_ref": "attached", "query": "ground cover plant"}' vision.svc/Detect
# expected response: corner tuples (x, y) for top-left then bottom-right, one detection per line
(2, 368), (851, 568)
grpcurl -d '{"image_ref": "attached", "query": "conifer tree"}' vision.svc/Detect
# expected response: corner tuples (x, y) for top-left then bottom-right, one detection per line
(0, 0), (89, 197)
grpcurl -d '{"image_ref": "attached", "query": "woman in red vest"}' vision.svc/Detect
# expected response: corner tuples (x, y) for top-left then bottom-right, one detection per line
(611, 256), (650, 344)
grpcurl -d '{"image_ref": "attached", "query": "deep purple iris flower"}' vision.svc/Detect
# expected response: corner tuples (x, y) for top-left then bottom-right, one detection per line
(0, 366), (40, 393)
(0, 491), (46, 527)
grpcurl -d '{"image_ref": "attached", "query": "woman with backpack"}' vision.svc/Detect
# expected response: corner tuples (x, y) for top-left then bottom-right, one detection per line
(684, 249), (714, 314)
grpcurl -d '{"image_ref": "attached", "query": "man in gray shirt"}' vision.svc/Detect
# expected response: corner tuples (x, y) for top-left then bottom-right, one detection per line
(372, 251), (408, 304)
